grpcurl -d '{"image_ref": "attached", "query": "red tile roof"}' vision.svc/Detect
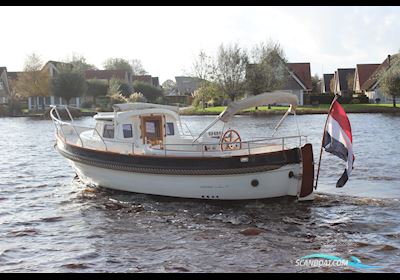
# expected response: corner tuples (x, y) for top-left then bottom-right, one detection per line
(85, 70), (127, 81)
(132, 75), (153, 84)
(356, 64), (380, 90)
(287, 63), (312, 90)
(363, 54), (400, 90)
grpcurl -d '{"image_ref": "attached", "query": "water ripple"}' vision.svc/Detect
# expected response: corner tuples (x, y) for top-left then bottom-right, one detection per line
(1, 115), (400, 272)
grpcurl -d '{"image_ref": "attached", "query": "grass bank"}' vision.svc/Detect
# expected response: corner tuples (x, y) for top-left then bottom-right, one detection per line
(180, 104), (400, 115)
(10, 103), (399, 118)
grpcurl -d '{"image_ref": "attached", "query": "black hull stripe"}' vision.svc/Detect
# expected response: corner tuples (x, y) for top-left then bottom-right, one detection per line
(56, 143), (301, 176)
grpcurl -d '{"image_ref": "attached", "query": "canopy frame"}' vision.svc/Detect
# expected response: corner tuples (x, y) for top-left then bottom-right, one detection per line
(193, 91), (299, 142)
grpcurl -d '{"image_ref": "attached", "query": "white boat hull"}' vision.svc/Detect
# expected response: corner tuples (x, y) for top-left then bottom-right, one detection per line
(69, 160), (303, 200)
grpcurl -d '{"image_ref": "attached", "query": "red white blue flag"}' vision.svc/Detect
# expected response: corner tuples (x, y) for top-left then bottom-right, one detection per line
(323, 100), (354, 188)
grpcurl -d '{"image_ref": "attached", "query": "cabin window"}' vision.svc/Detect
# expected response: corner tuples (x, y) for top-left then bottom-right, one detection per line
(122, 124), (133, 138)
(141, 115), (163, 145)
(166, 122), (175, 136)
(103, 124), (114, 138)
(145, 121), (161, 138)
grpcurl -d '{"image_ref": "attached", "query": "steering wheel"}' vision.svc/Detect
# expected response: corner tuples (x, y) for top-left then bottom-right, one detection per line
(220, 129), (242, 151)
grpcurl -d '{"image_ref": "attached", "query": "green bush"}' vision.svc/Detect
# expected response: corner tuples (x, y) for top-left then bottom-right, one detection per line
(126, 92), (147, 103)
(51, 71), (87, 105)
(108, 92), (127, 105)
(86, 79), (108, 105)
(133, 81), (163, 103)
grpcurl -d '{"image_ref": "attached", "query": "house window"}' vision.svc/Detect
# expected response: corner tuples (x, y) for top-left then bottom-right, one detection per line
(122, 124), (133, 138)
(103, 124), (114, 138)
(0, 81), (4, 90)
(166, 122), (174, 136)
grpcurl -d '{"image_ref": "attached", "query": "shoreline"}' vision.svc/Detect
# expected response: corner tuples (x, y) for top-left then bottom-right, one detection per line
(2, 106), (400, 118)
(179, 107), (400, 116)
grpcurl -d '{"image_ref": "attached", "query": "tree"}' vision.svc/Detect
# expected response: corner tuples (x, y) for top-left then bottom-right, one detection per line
(13, 53), (50, 110)
(379, 63), (400, 107)
(192, 50), (214, 81)
(6, 79), (24, 116)
(246, 41), (289, 95)
(86, 79), (108, 105)
(65, 53), (97, 72)
(103, 58), (132, 73)
(133, 81), (164, 103)
(130, 59), (147, 75)
(161, 79), (177, 95)
(330, 77), (335, 93)
(311, 74), (321, 94)
(213, 43), (249, 102)
(51, 69), (87, 105)
(106, 80), (127, 105)
(192, 81), (224, 108)
(109, 78), (133, 98)
(126, 92), (147, 103)
(346, 73), (355, 95)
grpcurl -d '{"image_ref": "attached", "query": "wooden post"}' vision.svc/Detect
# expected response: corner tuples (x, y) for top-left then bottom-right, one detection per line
(314, 94), (339, 190)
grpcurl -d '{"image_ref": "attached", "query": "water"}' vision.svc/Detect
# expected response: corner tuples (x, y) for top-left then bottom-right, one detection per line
(0, 114), (400, 272)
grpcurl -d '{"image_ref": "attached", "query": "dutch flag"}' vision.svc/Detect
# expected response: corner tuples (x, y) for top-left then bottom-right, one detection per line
(323, 99), (355, 188)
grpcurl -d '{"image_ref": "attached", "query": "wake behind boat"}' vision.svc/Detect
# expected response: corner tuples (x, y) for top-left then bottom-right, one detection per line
(50, 91), (315, 200)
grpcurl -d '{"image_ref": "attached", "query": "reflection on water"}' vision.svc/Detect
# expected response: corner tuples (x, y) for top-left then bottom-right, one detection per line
(0, 114), (400, 272)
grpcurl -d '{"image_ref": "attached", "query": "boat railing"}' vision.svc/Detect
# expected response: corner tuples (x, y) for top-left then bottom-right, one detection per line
(50, 105), (307, 157)
(158, 135), (308, 157)
(50, 105), (108, 151)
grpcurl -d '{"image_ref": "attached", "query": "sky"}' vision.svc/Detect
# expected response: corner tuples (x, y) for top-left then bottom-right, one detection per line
(1, 6), (400, 84)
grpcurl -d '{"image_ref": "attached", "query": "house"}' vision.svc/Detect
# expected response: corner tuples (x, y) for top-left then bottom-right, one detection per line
(151, 77), (160, 88)
(321, 74), (334, 93)
(284, 62), (312, 105)
(362, 54), (400, 103)
(85, 69), (131, 84)
(131, 75), (160, 87)
(0, 67), (11, 104)
(132, 75), (153, 85)
(353, 64), (380, 93)
(175, 76), (204, 95)
(42, 60), (73, 77)
(245, 62), (312, 105)
(333, 68), (355, 97)
(23, 61), (82, 110)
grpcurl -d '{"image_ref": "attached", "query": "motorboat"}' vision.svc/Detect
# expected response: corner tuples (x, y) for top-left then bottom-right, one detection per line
(50, 91), (315, 200)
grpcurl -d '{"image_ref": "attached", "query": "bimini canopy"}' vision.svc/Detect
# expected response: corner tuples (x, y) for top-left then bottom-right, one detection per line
(193, 91), (298, 142)
(219, 91), (298, 123)
(113, 102), (180, 113)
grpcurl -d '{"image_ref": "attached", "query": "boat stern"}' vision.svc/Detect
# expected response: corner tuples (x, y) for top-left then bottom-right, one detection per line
(298, 143), (315, 201)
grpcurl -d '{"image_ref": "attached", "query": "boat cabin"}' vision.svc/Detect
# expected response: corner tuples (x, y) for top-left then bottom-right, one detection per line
(79, 103), (219, 155)
(54, 92), (303, 158)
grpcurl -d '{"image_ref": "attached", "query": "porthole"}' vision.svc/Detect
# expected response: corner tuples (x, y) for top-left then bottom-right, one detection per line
(251, 179), (259, 187)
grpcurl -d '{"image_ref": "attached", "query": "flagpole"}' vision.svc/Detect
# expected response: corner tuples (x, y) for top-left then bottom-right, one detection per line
(314, 94), (340, 190)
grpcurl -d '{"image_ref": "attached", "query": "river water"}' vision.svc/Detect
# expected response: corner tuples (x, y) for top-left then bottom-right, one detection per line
(0, 113), (399, 272)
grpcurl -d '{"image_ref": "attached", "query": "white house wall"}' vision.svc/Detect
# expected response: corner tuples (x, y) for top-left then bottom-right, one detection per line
(365, 88), (391, 104)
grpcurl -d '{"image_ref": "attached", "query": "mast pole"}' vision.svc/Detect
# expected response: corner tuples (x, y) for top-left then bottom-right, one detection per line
(314, 94), (339, 190)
